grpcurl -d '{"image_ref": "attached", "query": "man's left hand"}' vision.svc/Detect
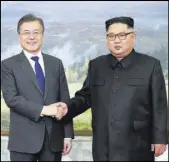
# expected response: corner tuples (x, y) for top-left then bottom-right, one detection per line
(62, 139), (72, 156)
(151, 144), (166, 157)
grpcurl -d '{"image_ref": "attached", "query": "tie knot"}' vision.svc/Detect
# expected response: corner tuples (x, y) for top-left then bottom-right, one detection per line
(31, 56), (39, 62)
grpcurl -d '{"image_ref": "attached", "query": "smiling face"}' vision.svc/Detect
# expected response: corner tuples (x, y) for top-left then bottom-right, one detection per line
(106, 23), (136, 59)
(18, 20), (44, 55)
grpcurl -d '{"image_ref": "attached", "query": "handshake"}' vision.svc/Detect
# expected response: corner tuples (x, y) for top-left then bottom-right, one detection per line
(41, 102), (68, 120)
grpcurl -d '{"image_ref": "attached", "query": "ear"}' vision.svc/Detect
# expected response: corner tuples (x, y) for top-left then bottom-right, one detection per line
(132, 33), (136, 43)
(18, 35), (22, 43)
(41, 33), (44, 39)
(106, 38), (109, 48)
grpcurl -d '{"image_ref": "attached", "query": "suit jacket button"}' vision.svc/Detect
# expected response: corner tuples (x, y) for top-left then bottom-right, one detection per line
(115, 76), (119, 80)
(112, 104), (116, 107)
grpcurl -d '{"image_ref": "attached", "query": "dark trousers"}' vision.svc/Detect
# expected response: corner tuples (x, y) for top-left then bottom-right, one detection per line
(10, 129), (62, 161)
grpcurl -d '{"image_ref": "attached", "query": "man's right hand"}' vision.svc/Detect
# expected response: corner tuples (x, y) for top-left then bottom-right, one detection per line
(41, 103), (67, 119)
(55, 102), (68, 120)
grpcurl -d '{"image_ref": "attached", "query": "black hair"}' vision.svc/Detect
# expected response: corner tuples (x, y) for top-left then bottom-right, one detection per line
(105, 16), (134, 31)
(17, 13), (45, 33)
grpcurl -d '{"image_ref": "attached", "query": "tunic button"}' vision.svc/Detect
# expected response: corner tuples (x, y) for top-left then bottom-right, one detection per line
(113, 89), (117, 92)
(111, 119), (115, 124)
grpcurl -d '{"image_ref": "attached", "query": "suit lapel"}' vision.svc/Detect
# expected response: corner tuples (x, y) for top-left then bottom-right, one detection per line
(19, 52), (43, 96)
(42, 53), (50, 100)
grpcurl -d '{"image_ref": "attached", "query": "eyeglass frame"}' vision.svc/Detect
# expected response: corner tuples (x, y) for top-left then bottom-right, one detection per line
(106, 32), (134, 41)
(19, 30), (43, 38)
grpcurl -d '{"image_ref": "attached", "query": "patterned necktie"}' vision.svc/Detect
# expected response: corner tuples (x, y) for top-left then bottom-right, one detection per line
(31, 56), (45, 94)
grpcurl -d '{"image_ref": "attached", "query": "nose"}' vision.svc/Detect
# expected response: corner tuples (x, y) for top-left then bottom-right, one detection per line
(28, 33), (36, 39)
(114, 36), (121, 43)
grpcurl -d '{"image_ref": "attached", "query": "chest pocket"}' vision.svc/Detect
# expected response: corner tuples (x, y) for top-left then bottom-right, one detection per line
(127, 78), (148, 87)
(90, 77), (105, 87)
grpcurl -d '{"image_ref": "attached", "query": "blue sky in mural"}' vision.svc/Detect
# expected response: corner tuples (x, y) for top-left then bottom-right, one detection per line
(1, 1), (168, 23)
(1, 1), (168, 80)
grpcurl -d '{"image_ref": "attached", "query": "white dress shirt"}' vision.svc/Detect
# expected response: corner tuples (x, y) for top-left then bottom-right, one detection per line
(23, 50), (45, 76)
(23, 50), (71, 140)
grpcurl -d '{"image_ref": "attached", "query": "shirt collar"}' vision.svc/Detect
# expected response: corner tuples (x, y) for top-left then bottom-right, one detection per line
(23, 50), (43, 61)
(107, 49), (136, 69)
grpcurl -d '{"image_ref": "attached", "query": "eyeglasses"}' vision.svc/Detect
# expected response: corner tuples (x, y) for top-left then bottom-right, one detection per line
(106, 32), (134, 41)
(19, 31), (43, 38)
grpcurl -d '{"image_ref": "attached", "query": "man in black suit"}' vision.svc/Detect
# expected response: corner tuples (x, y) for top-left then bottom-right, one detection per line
(1, 14), (74, 161)
(57, 16), (168, 161)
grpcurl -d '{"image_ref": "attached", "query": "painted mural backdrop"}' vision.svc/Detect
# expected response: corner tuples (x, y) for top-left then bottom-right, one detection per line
(1, 1), (168, 132)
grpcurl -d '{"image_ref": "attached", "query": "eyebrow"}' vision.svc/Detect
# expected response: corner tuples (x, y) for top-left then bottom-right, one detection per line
(107, 31), (126, 35)
(23, 29), (40, 32)
(107, 30), (134, 35)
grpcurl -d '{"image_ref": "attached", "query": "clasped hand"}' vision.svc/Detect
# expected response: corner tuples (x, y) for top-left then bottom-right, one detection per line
(53, 102), (68, 120)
